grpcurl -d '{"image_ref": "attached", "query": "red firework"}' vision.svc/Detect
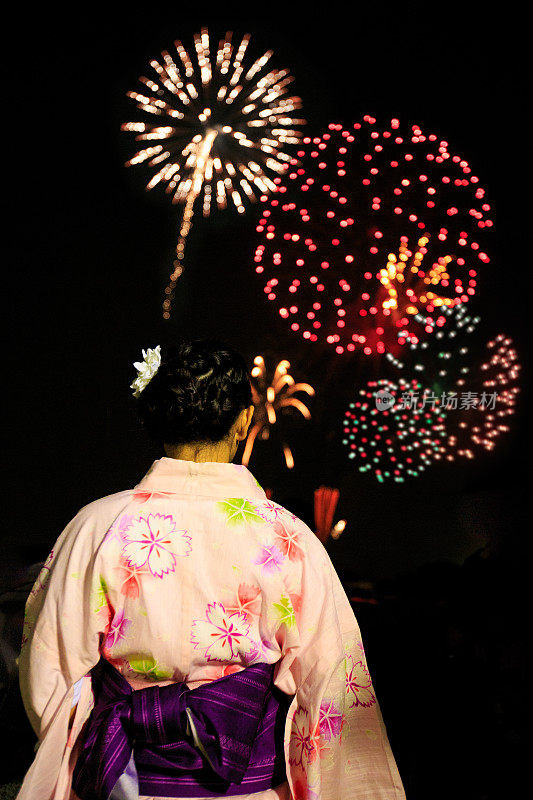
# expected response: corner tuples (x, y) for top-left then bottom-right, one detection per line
(253, 116), (491, 355)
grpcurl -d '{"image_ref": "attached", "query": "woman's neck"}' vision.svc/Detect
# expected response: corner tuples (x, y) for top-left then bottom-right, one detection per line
(163, 439), (234, 463)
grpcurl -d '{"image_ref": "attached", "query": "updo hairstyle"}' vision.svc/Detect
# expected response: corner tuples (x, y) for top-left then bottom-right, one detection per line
(136, 339), (253, 445)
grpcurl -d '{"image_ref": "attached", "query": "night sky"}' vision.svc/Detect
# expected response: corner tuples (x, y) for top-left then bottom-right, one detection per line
(4, 3), (530, 589)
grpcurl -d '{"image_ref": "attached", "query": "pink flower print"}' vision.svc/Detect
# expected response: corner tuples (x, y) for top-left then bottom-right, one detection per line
(121, 514), (191, 578)
(133, 490), (175, 504)
(319, 699), (345, 741)
(254, 544), (285, 573)
(290, 769), (319, 800)
(104, 608), (132, 650)
(222, 663), (242, 675)
(256, 500), (285, 523)
(273, 520), (304, 562)
(39, 549), (54, 580)
(243, 637), (272, 665)
(345, 655), (376, 708)
(103, 653), (127, 673)
(292, 778), (306, 800)
(306, 719), (324, 764)
(104, 513), (135, 545)
(356, 638), (367, 658)
(289, 592), (302, 616)
(224, 583), (262, 621)
(243, 642), (260, 664)
(203, 663), (243, 681)
(289, 707), (312, 767)
(115, 559), (150, 599)
(283, 576), (303, 617)
(191, 602), (252, 662)
(21, 608), (35, 649)
(29, 550), (54, 600)
(96, 601), (112, 631)
(292, 776), (319, 800)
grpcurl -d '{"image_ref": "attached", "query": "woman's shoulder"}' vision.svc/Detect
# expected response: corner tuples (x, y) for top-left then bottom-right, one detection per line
(249, 497), (330, 560)
(72, 489), (135, 528)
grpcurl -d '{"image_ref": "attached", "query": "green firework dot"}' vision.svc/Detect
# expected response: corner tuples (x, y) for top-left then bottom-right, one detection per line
(217, 498), (263, 525)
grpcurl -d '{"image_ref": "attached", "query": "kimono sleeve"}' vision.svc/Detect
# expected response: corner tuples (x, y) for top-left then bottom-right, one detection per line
(18, 507), (110, 741)
(275, 530), (405, 800)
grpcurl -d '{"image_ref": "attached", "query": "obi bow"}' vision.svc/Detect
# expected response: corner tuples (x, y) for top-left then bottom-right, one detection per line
(73, 656), (289, 799)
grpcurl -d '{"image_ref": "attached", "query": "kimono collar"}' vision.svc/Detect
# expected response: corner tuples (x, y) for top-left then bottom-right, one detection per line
(134, 457), (266, 500)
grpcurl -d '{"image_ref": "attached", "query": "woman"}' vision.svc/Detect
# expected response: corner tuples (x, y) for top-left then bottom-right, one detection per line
(16, 340), (405, 800)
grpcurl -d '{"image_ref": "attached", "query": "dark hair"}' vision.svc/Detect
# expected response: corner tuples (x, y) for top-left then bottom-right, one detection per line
(136, 339), (252, 445)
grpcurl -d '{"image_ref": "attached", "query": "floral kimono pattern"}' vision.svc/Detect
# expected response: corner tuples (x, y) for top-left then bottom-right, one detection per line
(16, 457), (405, 800)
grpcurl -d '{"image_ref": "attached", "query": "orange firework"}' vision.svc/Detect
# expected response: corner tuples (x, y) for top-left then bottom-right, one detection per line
(378, 234), (458, 322)
(122, 28), (304, 318)
(242, 356), (314, 469)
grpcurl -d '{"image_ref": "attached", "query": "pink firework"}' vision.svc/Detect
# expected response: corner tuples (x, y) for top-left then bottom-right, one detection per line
(436, 333), (521, 461)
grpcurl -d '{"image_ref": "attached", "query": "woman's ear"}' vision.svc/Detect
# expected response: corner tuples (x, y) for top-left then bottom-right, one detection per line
(236, 405), (255, 441)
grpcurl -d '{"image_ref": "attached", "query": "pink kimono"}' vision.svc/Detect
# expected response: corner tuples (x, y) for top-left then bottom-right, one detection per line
(16, 457), (405, 800)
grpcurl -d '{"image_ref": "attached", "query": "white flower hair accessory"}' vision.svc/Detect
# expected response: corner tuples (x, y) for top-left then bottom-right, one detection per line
(130, 346), (162, 398)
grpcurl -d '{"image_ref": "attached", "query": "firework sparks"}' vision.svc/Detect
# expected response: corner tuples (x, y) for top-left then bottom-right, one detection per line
(341, 378), (447, 482)
(123, 28), (304, 317)
(243, 356), (314, 469)
(387, 302), (482, 385)
(377, 234), (456, 319)
(436, 334), (521, 461)
(253, 117), (490, 355)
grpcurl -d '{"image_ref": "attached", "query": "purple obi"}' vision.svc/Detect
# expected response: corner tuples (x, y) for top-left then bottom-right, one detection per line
(72, 656), (291, 799)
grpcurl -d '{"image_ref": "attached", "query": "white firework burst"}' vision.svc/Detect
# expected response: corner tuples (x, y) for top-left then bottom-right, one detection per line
(122, 28), (305, 317)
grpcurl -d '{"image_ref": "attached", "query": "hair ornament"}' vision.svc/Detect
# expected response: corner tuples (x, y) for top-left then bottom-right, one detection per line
(131, 346), (161, 398)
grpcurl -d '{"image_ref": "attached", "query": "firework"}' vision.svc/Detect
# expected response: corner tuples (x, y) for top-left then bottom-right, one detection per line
(341, 378), (447, 482)
(387, 302), (482, 386)
(377, 234), (457, 321)
(243, 356), (314, 469)
(123, 28), (304, 317)
(436, 334), (521, 461)
(253, 117), (491, 354)
(314, 486), (340, 543)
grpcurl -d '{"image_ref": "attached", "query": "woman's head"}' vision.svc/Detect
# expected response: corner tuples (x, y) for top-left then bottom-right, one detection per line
(135, 339), (253, 453)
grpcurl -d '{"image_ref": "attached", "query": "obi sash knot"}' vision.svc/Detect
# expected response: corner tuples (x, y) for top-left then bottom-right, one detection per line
(72, 657), (290, 799)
